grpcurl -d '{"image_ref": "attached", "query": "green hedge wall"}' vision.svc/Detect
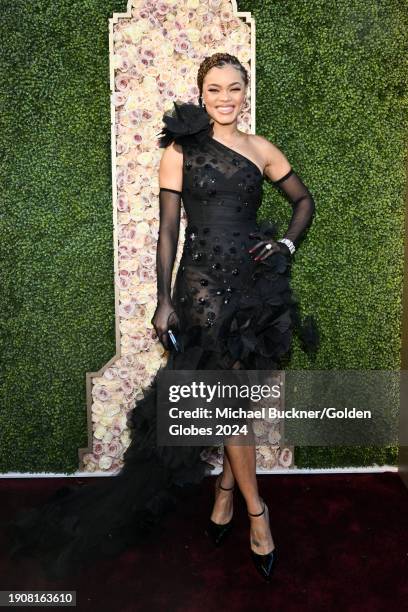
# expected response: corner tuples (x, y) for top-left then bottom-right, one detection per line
(242, 0), (408, 467)
(1, 0), (407, 472)
(0, 0), (125, 472)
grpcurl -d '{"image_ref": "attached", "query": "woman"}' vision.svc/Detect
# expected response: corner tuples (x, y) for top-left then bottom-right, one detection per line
(4, 53), (318, 583)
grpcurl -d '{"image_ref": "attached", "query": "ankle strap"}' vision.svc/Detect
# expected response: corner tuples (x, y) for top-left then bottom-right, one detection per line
(216, 474), (234, 491)
(219, 482), (234, 491)
(248, 501), (265, 517)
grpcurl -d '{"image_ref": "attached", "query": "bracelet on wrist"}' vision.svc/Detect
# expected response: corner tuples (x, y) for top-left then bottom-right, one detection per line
(277, 238), (296, 254)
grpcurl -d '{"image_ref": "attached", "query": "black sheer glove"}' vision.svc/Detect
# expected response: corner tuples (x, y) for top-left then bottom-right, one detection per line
(249, 168), (315, 262)
(150, 187), (182, 349)
(273, 168), (315, 248)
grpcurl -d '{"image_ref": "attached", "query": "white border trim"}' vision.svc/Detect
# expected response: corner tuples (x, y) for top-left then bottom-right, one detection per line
(0, 465), (398, 478)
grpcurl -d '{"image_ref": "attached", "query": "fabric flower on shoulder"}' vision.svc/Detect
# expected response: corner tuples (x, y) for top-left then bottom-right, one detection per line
(157, 101), (213, 148)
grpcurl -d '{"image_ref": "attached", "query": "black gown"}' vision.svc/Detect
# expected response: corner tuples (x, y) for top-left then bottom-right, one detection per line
(3, 102), (319, 580)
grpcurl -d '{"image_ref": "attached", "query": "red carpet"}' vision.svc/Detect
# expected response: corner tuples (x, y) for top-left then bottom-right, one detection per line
(1, 472), (407, 611)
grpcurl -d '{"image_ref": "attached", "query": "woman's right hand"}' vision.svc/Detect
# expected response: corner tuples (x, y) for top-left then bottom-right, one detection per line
(150, 300), (180, 350)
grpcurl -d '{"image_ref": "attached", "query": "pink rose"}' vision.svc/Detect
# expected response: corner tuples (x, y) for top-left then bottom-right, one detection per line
(144, 234), (156, 248)
(278, 448), (293, 468)
(121, 379), (134, 395)
(118, 244), (130, 258)
(121, 354), (137, 367)
(105, 440), (122, 458)
(117, 193), (129, 212)
(93, 442), (104, 456)
(156, 3), (170, 16)
(103, 367), (119, 381)
(174, 36), (191, 54)
(116, 367), (129, 379)
(118, 277), (130, 290)
(115, 74), (130, 91)
(116, 139), (129, 156)
(131, 335), (150, 351)
(140, 252), (155, 267)
(132, 133), (143, 144)
(111, 91), (127, 107)
(118, 301), (137, 318)
(133, 359), (147, 374)
(116, 172), (126, 190)
(126, 226), (137, 240)
(133, 304), (146, 319)
(94, 385), (111, 402)
(138, 267), (155, 282)
(202, 29), (215, 44)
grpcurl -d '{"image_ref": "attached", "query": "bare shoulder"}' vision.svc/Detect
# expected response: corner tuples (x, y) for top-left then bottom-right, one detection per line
(250, 134), (291, 181)
(159, 140), (183, 191)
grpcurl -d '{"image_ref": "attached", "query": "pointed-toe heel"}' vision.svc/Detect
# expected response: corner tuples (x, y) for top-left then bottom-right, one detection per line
(206, 474), (234, 547)
(250, 547), (277, 582)
(207, 517), (233, 546)
(248, 500), (277, 582)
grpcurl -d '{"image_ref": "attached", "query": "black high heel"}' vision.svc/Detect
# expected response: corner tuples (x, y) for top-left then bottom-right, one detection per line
(248, 499), (277, 582)
(206, 474), (234, 547)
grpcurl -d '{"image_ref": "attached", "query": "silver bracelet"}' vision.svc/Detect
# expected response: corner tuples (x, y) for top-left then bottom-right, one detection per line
(277, 238), (296, 254)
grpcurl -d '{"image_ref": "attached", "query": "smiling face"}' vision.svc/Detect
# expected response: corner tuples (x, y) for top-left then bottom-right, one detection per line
(202, 64), (247, 126)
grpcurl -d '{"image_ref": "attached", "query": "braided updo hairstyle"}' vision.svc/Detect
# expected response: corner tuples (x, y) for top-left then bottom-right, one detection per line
(197, 53), (249, 108)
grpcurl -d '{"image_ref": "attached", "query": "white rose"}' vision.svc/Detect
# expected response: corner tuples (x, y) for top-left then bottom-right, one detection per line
(118, 212), (131, 225)
(230, 29), (248, 45)
(137, 151), (153, 167)
(104, 404), (121, 418)
(142, 75), (158, 93)
(186, 28), (201, 42)
(129, 206), (145, 222)
(94, 424), (107, 440)
(136, 221), (150, 235)
(84, 460), (97, 472)
(92, 403), (104, 417)
(268, 429), (281, 445)
(102, 431), (114, 444)
(120, 429), (131, 448)
(176, 81), (189, 97)
(99, 455), (113, 470)
(238, 49), (251, 63)
(252, 420), (267, 437)
(99, 415), (114, 427)
(123, 23), (145, 43)
(161, 40), (175, 56)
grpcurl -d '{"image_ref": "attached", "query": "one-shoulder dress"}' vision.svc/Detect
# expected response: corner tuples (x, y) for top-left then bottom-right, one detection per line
(3, 102), (319, 580)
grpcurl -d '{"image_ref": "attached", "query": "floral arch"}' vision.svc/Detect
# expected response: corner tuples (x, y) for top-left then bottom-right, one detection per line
(78, 0), (293, 474)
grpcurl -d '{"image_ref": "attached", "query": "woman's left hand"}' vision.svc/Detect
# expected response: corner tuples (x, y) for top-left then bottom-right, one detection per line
(248, 239), (291, 261)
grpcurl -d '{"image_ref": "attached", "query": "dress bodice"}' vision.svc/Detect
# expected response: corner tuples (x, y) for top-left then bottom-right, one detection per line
(181, 135), (264, 227)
